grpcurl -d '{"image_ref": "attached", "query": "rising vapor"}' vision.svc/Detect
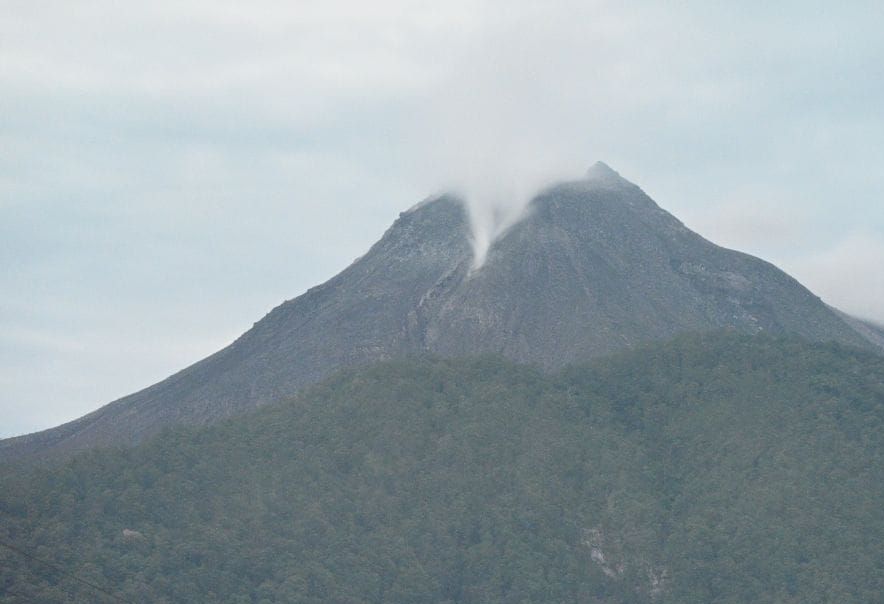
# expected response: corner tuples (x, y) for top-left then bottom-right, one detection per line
(461, 182), (536, 272)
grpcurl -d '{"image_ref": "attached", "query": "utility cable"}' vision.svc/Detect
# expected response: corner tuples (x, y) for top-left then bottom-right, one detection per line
(0, 537), (137, 604)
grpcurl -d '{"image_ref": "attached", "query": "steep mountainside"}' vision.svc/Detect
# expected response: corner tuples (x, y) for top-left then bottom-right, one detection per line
(2, 335), (883, 603)
(1, 163), (877, 462)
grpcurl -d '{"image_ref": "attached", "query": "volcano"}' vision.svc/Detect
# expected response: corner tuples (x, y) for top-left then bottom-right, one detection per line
(2, 162), (878, 463)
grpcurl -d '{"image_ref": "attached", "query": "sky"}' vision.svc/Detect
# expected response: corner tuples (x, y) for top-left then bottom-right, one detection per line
(2, 0), (883, 437)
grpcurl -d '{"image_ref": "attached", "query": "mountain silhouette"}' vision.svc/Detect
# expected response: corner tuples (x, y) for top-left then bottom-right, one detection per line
(2, 162), (878, 463)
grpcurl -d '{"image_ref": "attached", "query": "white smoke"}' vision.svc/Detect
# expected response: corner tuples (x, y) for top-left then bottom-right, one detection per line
(418, 61), (574, 271)
(458, 175), (548, 272)
(406, 4), (597, 271)
(465, 197), (519, 271)
(424, 146), (567, 271)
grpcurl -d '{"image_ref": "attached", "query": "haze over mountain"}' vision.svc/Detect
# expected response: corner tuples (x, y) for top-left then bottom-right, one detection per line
(2, 163), (879, 463)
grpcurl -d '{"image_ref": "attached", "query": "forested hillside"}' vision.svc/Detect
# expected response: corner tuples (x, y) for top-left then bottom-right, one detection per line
(2, 333), (883, 603)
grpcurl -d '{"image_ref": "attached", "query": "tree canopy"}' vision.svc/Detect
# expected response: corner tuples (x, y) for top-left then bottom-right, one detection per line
(2, 333), (883, 603)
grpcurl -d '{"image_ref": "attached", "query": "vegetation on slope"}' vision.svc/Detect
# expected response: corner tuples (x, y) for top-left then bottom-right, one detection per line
(1, 333), (883, 603)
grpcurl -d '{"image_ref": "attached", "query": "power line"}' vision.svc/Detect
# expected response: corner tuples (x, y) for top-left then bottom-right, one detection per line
(0, 537), (136, 604)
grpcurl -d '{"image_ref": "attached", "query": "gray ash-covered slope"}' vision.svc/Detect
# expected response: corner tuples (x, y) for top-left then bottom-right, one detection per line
(415, 162), (873, 362)
(1, 162), (877, 463)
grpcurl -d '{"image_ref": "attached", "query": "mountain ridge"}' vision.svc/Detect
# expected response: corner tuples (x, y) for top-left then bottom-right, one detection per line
(2, 163), (879, 463)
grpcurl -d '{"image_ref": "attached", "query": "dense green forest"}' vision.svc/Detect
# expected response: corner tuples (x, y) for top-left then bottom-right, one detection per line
(1, 333), (883, 603)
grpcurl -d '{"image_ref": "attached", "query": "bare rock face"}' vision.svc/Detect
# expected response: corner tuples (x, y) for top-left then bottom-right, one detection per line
(2, 163), (877, 463)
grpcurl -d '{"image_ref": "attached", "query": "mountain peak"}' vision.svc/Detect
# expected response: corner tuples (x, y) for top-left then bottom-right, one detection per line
(585, 161), (622, 182)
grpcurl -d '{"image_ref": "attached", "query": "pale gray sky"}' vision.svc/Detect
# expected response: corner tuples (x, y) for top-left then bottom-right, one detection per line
(3, 0), (883, 436)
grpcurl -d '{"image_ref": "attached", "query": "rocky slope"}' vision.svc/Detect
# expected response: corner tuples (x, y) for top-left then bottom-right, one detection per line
(1, 162), (877, 463)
